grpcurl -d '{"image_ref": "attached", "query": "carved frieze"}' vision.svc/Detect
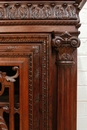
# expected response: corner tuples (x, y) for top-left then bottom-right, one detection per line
(52, 31), (80, 65)
(0, 2), (78, 20)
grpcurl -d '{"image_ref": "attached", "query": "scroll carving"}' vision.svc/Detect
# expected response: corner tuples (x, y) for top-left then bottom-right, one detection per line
(0, 2), (78, 20)
(5, 66), (19, 82)
(0, 66), (19, 96)
(0, 66), (19, 83)
(0, 107), (9, 130)
(54, 4), (77, 19)
(52, 31), (80, 65)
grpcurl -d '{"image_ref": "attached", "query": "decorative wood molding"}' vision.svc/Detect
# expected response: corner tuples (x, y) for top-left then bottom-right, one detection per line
(78, 0), (86, 9)
(0, 2), (78, 20)
(52, 31), (80, 65)
(0, 19), (80, 26)
(0, 0), (83, 25)
(28, 54), (33, 130)
(0, 35), (47, 43)
(0, 34), (50, 130)
(0, 1), (81, 26)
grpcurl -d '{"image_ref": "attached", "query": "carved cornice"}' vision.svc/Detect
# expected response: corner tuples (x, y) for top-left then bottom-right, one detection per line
(0, 2), (79, 21)
(78, 0), (86, 9)
(52, 31), (80, 65)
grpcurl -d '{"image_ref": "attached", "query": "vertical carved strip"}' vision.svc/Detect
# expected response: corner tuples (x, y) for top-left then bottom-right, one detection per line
(42, 40), (47, 130)
(29, 54), (33, 130)
(42, 37), (49, 130)
(46, 37), (49, 130)
(42, 38), (49, 130)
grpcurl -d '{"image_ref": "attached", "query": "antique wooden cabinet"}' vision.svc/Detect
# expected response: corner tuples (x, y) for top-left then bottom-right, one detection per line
(0, 0), (85, 130)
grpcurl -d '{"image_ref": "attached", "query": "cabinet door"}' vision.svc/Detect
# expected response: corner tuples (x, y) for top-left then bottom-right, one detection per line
(0, 34), (56, 130)
(0, 58), (29, 130)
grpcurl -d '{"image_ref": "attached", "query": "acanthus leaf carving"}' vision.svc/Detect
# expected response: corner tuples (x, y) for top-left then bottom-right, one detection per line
(8, 5), (17, 19)
(0, 2), (78, 20)
(0, 7), (4, 19)
(59, 53), (73, 61)
(18, 5), (28, 19)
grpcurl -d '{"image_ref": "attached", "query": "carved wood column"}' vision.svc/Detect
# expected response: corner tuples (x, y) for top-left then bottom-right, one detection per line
(52, 31), (80, 130)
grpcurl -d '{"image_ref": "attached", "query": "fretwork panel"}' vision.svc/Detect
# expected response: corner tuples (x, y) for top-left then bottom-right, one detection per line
(0, 58), (29, 130)
(0, 66), (19, 130)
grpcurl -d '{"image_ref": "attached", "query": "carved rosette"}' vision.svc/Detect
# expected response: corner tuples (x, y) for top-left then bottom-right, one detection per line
(52, 31), (80, 65)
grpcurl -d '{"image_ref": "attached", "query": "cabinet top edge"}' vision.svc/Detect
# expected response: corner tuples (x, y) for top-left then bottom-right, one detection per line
(0, 0), (86, 9)
(0, 1), (75, 3)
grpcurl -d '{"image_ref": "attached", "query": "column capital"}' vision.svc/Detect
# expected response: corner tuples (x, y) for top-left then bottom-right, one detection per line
(52, 31), (80, 65)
